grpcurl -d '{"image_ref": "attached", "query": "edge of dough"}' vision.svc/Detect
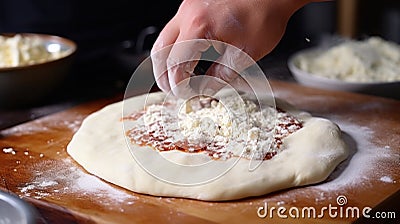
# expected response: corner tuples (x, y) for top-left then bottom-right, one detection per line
(67, 92), (348, 201)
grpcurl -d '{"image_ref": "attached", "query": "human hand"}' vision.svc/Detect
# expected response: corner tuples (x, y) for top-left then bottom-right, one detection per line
(151, 0), (314, 97)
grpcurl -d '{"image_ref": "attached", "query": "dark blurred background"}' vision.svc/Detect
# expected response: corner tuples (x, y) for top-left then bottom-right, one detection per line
(1, 0), (400, 128)
(1, 1), (399, 214)
(0, 0), (181, 94)
(1, 0), (399, 87)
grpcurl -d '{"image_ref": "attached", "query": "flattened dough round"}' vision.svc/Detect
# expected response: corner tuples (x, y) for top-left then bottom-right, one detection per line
(67, 92), (348, 201)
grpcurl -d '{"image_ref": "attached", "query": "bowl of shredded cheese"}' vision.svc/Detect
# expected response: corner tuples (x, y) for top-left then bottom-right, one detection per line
(288, 36), (400, 98)
(0, 33), (76, 108)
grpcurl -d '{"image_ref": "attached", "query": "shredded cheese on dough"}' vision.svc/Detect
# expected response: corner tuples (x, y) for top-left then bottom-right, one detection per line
(126, 95), (303, 160)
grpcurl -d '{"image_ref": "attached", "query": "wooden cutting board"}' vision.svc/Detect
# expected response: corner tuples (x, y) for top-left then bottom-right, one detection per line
(0, 80), (399, 224)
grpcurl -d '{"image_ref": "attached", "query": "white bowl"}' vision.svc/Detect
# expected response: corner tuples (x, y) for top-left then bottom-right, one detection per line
(288, 47), (400, 99)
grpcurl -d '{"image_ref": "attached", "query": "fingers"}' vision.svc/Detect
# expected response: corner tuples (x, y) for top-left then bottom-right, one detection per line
(153, 32), (256, 98)
(151, 19), (211, 97)
(166, 38), (211, 97)
(200, 44), (255, 95)
(151, 19), (179, 93)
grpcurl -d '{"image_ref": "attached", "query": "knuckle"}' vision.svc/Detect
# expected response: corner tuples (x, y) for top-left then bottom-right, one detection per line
(166, 57), (179, 68)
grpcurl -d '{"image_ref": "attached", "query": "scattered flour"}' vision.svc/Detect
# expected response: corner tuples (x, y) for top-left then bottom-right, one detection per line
(314, 120), (391, 191)
(268, 118), (399, 206)
(380, 176), (396, 183)
(276, 201), (285, 206)
(6, 97), (397, 207)
(14, 119), (397, 204)
(3, 125), (50, 135)
(62, 120), (83, 132)
(20, 184), (35, 193)
(38, 180), (58, 188)
(310, 119), (400, 200)
(17, 158), (137, 205)
(2, 147), (16, 155)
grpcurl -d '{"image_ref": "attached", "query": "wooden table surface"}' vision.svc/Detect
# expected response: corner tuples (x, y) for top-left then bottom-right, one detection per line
(0, 80), (399, 223)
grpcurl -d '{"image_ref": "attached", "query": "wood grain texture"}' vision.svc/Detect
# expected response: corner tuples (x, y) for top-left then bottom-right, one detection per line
(0, 80), (399, 224)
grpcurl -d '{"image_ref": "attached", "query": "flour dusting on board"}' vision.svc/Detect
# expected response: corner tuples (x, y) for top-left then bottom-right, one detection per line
(314, 119), (399, 191)
(266, 118), (399, 206)
(380, 176), (396, 184)
(11, 109), (399, 205)
(17, 158), (137, 205)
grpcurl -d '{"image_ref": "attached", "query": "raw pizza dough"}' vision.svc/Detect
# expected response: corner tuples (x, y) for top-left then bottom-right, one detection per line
(67, 91), (348, 201)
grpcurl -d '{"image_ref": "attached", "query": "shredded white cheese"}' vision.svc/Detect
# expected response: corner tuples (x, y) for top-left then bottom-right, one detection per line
(129, 94), (303, 160)
(296, 37), (400, 82)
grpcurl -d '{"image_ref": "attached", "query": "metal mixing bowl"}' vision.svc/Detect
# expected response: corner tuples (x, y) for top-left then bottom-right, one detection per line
(0, 190), (38, 224)
(0, 33), (77, 108)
